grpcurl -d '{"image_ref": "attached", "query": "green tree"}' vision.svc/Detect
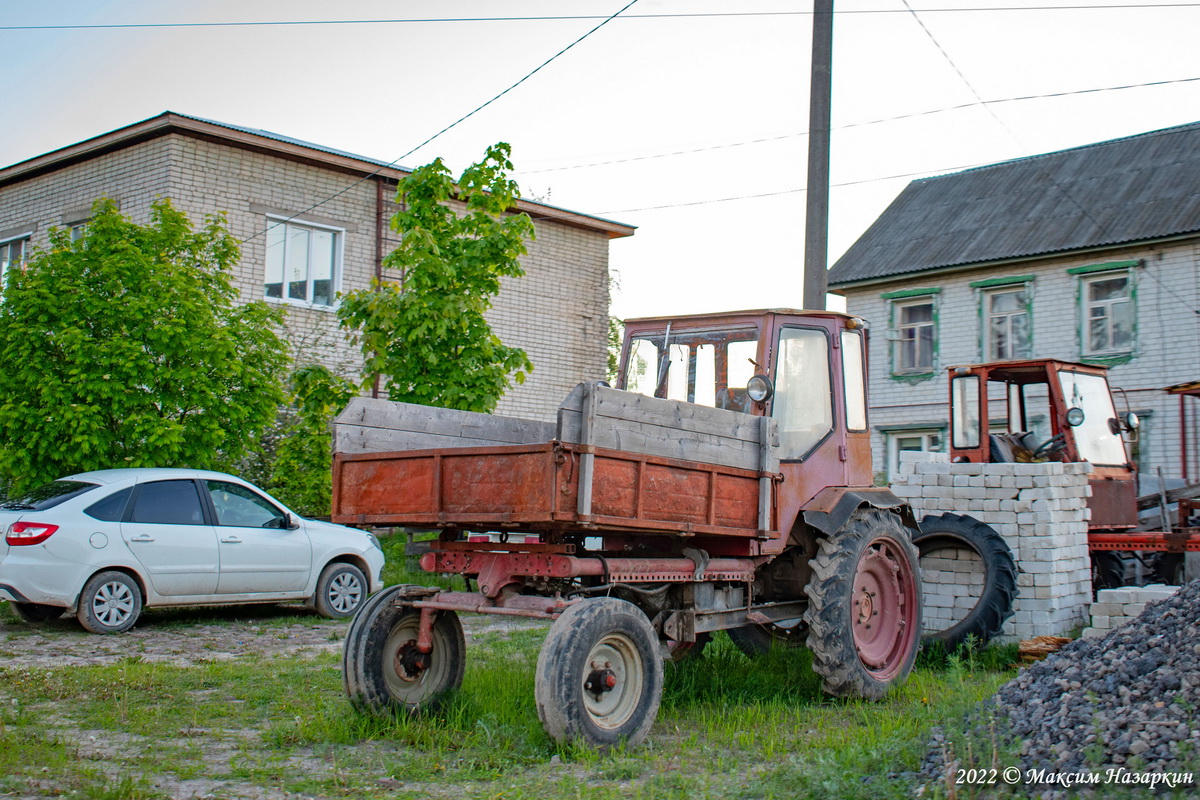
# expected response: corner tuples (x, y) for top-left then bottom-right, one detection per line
(337, 143), (534, 412)
(268, 364), (356, 517)
(0, 198), (289, 491)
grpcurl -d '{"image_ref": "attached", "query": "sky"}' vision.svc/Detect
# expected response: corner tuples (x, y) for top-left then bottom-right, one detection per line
(4, 0), (1200, 321)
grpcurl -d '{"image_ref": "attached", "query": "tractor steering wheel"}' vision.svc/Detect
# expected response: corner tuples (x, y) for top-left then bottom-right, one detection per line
(1031, 433), (1067, 460)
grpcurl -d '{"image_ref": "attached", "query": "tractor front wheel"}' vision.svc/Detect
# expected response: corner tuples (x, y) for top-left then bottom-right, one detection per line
(804, 508), (922, 699)
(343, 585), (465, 715)
(535, 597), (663, 748)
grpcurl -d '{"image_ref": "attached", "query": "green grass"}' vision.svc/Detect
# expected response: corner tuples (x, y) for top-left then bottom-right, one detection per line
(0, 623), (1023, 800)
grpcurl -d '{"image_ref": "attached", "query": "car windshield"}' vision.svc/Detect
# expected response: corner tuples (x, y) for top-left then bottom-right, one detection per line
(0, 480), (100, 511)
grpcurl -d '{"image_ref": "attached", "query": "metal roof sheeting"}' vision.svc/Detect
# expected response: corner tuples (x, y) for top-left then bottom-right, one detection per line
(828, 121), (1200, 286)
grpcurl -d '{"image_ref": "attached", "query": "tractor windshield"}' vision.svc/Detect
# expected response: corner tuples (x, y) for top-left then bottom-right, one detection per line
(1057, 370), (1128, 466)
(623, 327), (760, 412)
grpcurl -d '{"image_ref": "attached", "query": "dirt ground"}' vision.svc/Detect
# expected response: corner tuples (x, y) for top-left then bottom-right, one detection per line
(0, 602), (544, 667)
(0, 603), (550, 800)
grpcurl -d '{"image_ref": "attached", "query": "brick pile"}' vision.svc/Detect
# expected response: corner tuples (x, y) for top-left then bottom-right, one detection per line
(1082, 584), (1180, 638)
(892, 452), (1093, 640)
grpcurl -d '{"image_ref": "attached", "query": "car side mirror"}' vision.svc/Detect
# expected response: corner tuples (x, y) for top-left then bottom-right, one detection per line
(286, 513), (301, 530)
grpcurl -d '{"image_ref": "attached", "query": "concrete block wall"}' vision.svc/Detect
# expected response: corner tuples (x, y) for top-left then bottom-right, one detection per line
(1081, 584), (1180, 639)
(892, 451), (1093, 640)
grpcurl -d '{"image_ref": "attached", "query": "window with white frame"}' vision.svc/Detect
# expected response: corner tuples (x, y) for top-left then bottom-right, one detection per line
(984, 286), (1030, 360)
(264, 218), (341, 308)
(885, 429), (943, 481)
(1, 236), (29, 289)
(892, 297), (935, 374)
(1081, 272), (1132, 355)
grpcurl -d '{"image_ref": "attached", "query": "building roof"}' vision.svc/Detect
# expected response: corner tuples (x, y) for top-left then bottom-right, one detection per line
(0, 111), (635, 239)
(828, 121), (1200, 287)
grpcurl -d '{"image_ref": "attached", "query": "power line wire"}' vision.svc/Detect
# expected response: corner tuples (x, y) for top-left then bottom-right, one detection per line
(598, 161), (996, 214)
(6, 5), (1200, 30)
(240, 0), (641, 248)
(517, 74), (1200, 174)
(902, 0), (1200, 317)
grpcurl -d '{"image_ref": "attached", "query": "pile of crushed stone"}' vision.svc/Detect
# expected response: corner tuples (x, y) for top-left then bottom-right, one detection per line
(922, 579), (1200, 795)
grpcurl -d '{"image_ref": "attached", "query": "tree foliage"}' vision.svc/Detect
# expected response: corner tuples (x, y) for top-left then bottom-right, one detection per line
(267, 364), (356, 517)
(0, 199), (289, 490)
(337, 143), (534, 412)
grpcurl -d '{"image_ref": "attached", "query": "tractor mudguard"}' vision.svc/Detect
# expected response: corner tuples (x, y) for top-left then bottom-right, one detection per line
(801, 486), (917, 537)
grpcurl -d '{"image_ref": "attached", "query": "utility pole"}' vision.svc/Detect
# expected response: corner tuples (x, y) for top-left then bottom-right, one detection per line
(803, 0), (834, 310)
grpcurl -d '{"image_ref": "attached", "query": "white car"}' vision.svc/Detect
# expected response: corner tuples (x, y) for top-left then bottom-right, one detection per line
(0, 468), (386, 633)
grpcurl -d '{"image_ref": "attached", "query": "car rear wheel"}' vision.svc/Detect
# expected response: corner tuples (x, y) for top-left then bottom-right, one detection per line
(76, 571), (142, 634)
(314, 562), (368, 619)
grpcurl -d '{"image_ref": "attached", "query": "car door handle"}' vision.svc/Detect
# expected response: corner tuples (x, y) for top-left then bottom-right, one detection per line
(221, 536), (242, 544)
(129, 535), (155, 543)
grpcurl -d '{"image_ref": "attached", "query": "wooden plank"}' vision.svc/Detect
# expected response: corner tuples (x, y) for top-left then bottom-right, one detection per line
(1135, 481), (1200, 511)
(560, 386), (768, 443)
(334, 426), (534, 455)
(558, 384), (779, 472)
(577, 381), (598, 517)
(334, 397), (553, 454)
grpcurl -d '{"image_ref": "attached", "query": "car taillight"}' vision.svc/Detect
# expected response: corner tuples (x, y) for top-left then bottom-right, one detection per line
(6, 521), (59, 546)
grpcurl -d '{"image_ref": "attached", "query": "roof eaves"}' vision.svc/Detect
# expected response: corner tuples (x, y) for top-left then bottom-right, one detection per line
(828, 228), (1200, 291)
(0, 111), (636, 239)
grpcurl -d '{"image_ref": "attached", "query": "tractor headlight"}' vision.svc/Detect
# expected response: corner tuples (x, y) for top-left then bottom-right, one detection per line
(747, 374), (774, 404)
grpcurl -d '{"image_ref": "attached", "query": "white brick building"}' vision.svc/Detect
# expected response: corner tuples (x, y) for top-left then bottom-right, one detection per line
(829, 122), (1200, 486)
(0, 112), (635, 422)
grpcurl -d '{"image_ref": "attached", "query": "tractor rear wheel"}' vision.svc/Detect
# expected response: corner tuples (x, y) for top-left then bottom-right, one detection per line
(804, 508), (922, 699)
(1091, 551), (1126, 596)
(914, 513), (1016, 649)
(535, 597), (663, 748)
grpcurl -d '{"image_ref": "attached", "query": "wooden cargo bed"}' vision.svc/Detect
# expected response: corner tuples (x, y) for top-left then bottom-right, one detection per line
(332, 382), (780, 539)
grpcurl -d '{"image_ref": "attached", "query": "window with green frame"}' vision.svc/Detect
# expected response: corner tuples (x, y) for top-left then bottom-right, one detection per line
(1068, 261), (1136, 360)
(970, 276), (1033, 361)
(883, 289), (939, 377)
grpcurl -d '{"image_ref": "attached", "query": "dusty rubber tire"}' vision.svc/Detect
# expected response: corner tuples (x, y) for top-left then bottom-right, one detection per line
(313, 562), (367, 619)
(535, 597), (663, 749)
(342, 584), (411, 708)
(76, 571), (142, 634)
(727, 619), (807, 656)
(343, 587), (465, 715)
(803, 508), (922, 700)
(914, 513), (1017, 649)
(1091, 551), (1126, 597)
(9, 602), (65, 624)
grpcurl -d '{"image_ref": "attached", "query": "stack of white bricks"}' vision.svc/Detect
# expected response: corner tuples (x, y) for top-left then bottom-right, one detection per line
(1082, 584), (1180, 638)
(892, 452), (1093, 641)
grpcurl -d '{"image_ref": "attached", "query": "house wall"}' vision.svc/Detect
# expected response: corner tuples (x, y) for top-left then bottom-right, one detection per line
(0, 137), (173, 243)
(838, 240), (1200, 487)
(0, 133), (613, 423)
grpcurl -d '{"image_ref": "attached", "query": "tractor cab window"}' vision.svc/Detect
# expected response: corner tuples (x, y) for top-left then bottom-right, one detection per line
(1058, 371), (1128, 466)
(951, 375), (981, 449)
(623, 328), (760, 412)
(772, 327), (833, 459)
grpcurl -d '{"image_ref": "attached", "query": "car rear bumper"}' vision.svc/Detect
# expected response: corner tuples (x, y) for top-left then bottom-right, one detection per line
(0, 551), (89, 608)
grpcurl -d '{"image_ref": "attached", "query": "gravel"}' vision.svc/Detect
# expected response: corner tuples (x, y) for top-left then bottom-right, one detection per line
(922, 580), (1200, 795)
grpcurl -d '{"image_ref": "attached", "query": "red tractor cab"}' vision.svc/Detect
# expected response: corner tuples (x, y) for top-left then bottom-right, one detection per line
(946, 359), (1141, 530)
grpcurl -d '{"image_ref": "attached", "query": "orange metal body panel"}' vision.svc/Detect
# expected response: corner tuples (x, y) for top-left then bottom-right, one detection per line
(332, 442), (771, 541)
